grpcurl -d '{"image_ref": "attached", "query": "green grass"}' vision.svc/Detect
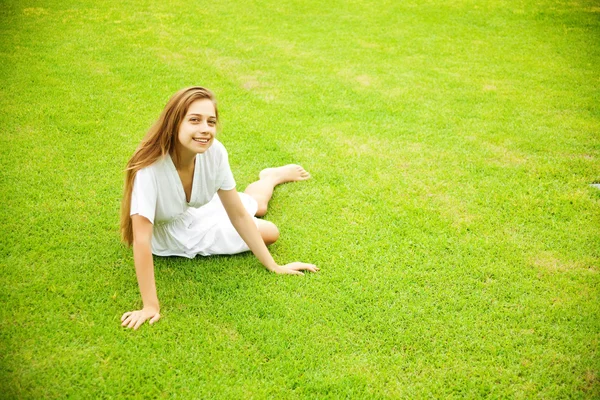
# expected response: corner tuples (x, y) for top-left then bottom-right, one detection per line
(1, 0), (599, 398)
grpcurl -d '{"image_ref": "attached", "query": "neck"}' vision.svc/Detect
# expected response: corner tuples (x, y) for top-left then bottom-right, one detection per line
(173, 148), (196, 171)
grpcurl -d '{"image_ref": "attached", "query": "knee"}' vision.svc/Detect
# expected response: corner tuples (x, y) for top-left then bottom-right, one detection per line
(255, 201), (268, 218)
(260, 221), (280, 245)
(249, 194), (269, 217)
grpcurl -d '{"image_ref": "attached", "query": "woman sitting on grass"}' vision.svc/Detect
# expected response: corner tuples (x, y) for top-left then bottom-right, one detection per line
(119, 86), (318, 330)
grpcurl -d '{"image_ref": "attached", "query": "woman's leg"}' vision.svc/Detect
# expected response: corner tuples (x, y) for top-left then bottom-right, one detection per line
(244, 164), (310, 217)
(256, 219), (280, 245)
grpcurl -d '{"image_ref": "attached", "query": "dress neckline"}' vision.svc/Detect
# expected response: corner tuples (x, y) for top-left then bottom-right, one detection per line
(167, 153), (198, 205)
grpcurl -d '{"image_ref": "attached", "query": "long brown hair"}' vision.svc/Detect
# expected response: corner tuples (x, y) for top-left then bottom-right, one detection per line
(120, 86), (218, 246)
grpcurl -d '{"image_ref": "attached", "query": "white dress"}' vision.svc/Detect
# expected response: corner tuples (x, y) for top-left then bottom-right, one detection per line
(130, 139), (258, 258)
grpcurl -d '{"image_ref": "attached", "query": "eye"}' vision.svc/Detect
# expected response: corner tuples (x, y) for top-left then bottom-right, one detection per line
(190, 117), (199, 123)
(208, 119), (216, 126)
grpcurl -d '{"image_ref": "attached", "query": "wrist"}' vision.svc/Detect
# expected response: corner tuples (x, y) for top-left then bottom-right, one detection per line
(265, 263), (280, 273)
(143, 303), (160, 312)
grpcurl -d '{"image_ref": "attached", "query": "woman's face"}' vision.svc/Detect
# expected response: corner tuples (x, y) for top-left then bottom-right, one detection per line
(176, 99), (217, 157)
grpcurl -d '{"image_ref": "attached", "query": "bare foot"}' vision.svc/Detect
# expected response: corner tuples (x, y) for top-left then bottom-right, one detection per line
(259, 164), (311, 185)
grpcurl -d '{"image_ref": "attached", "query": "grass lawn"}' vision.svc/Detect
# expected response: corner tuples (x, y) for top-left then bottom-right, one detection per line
(1, 0), (599, 398)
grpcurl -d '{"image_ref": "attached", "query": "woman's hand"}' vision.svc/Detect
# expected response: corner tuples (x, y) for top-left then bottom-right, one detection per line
(273, 262), (319, 275)
(121, 307), (160, 330)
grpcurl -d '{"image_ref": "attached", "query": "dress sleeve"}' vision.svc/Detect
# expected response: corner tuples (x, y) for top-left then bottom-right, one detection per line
(217, 143), (236, 191)
(130, 168), (157, 224)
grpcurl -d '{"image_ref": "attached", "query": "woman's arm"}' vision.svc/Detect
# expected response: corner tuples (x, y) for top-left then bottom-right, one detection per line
(218, 188), (318, 275)
(121, 214), (161, 329)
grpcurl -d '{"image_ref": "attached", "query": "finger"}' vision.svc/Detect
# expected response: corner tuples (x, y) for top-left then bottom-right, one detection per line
(127, 315), (139, 329)
(133, 317), (146, 330)
(288, 270), (304, 276)
(298, 263), (318, 272)
(121, 315), (133, 326)
(292, 263), (317, 271)
(149, 313), (161, 325)
(121, 312), (133, 322)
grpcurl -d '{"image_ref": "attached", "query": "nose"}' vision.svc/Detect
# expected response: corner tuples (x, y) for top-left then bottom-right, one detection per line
(199, 120), (212, 132)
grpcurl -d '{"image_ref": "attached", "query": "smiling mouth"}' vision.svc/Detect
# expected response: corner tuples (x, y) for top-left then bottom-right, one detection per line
(193, 138), (210, 143)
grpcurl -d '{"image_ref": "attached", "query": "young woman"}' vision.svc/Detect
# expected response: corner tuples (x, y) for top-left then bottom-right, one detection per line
(119, 86), (318, 330)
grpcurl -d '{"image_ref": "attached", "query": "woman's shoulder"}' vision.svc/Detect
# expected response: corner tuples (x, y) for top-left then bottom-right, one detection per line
(204, 139), (230, 162)
(210, 138), (227, 154)
(136, 155), (169, 177)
